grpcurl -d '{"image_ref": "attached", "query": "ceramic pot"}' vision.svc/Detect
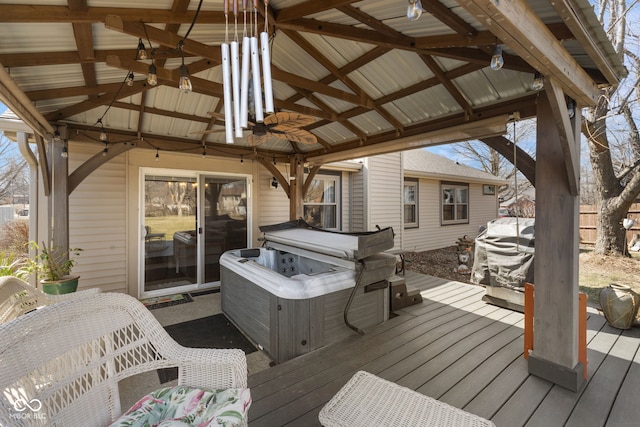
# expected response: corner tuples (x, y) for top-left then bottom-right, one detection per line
(599, 283), (639, 329)
(41, 276), (79, 295)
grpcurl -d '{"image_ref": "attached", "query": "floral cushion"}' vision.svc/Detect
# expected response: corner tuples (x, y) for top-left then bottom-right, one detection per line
(111, 385), (251, 427)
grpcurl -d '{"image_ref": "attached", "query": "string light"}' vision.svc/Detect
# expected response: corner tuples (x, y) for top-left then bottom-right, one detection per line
(407, 0), (423, 21)
(137, 38), (148, 60)
(147, 62), (158, 86)
(240, 154), (244, 163)
(490, 45), (504, 70)
(567, 98), (576, 119)
(202, 146), (206, 158)
(102, 143), (109, 156)
(532, 72), (544, 90)
(97, 119), (108, 142)
(61, 142), (68, 158)
(155, 149), (160, 161)
(178, 43), (193, 94)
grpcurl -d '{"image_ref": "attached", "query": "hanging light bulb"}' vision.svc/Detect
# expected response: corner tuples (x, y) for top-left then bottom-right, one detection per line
(490, 45), (504, 70)
(147, 62), (158, 86)
(179, 63), (192, 93)
(567, 99), (576, 119)
(61, 143), (68, 158)
(240, 155), (244, 164)
(202, 146), (206, 158)
(102, 144), (108, 157)
(137, 38), (148, 60)
(126, 71), (135, 87)
(155, 149), (160, 162)
(97, 119), (108, 142)
(531, 72), (544, 90)
(407, 0), (423, 21)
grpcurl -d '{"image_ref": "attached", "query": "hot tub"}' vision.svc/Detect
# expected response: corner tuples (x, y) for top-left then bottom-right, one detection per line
(220, 220), (396, 362)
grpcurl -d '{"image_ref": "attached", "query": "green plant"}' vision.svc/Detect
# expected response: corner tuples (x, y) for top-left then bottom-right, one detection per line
(21, 242), (82, 282)
(0, 250), (28, 279)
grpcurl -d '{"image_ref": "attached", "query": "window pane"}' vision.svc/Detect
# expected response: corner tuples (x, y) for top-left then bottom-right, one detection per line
(305, 205), (336, 228)
(304, 179), (336, 203)
(456, 204), (468, 220)
(443, 204), (454, 221)
(443, 189), (454, 204)
(455, 188), (468, 203)
(404, 185), (415, 203)
(404, 205), (416, 223)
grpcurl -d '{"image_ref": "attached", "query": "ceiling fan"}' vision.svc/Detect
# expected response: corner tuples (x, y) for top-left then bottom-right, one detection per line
(194, 111), (317, 146)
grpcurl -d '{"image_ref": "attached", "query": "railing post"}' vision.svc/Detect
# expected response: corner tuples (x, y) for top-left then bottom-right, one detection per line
(579, 292), (588, 379)
(524, 282), (588, 380)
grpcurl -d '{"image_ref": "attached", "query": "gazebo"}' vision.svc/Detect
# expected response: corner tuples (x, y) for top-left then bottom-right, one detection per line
(0, 0), (625, 392)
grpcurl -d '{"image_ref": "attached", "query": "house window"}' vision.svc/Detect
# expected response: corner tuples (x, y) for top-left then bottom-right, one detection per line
(404, 179), (418, 228)
(304, 173), (340, 229)
(441, 182), (469, 225)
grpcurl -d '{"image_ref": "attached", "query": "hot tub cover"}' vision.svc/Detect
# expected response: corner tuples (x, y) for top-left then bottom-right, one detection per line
(259, 219), (395, 260)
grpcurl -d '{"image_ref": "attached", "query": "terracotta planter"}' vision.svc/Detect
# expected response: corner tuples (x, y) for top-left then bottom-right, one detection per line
(41, 276), (79, 295)
(599, 283), (640, 329)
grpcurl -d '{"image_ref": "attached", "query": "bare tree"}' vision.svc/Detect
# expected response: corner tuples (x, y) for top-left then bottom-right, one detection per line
(452, 119), (536, 203)
(583, 0), (640, 255)
(0, 132), (27, 206)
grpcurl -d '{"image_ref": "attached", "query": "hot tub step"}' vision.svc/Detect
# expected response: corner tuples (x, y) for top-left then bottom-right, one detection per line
(389, 276), (423, 311)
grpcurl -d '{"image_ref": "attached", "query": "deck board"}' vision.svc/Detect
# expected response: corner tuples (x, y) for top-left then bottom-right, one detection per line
(246, 273), (640, 427)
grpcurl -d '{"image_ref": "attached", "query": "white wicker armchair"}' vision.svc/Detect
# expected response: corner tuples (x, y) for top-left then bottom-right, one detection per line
(0, 292), (249, 426)
(0, 276), (101, 325)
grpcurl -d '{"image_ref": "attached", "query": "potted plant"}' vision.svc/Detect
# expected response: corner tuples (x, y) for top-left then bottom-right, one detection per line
(22, 242), (82, 295)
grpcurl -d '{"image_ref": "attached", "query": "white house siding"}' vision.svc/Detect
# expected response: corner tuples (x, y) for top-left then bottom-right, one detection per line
(68, 143), (127, 293)
(256, 164), (291, 229)
(350, 166), (366, 232)
(341, 171), (350, 231)
(403, 180), (498, 252)
(366, 153), (403, 249)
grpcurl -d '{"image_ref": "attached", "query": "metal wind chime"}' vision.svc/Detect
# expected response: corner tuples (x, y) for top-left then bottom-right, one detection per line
(221, 0), (274, 144)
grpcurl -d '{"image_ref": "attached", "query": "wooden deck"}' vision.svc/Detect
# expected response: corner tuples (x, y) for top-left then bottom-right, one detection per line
(247, 271), (640, 426)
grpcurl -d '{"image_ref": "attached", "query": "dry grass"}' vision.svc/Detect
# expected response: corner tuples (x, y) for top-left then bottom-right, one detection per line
(404, 245), (640, 305)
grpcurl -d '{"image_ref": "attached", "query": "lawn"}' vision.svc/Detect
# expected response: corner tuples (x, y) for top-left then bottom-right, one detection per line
(145, 216), (196, 240)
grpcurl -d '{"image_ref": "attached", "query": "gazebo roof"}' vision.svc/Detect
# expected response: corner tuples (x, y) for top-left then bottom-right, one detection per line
(0, 0), (625, 165)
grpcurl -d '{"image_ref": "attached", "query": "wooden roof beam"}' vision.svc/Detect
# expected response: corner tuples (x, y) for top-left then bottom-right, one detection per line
(276, 0), (359, 23)
(0, 62), (55, 137)
(0, 5), (228, 24)
(549, 0), (622, 85)
(454, 0), (600, 105)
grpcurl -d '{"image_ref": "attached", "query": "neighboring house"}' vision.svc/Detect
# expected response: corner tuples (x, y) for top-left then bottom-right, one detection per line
(500, 188), (536, 218)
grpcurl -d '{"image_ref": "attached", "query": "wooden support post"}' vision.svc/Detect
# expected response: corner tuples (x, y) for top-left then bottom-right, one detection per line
(48, 126), (69, 251)
(527, 91), (583, 391)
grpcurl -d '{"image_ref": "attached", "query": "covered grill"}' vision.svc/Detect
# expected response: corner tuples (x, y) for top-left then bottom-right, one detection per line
(220, 220), (396, 363)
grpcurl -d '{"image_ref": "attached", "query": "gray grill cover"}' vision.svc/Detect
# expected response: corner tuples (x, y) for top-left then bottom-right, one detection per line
(471, 218), (535, 288)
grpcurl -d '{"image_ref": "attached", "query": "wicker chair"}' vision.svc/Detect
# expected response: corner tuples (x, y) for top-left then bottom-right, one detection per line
(0, 292), (250, 426)
(0, 276), (101, 325)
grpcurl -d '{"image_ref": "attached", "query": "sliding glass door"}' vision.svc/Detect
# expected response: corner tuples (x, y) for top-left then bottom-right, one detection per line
(141, 170), (249, 297)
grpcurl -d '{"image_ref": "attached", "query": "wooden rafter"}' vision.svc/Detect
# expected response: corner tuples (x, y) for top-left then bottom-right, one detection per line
(480, 135), (536, 186)
(544, 77), (580, 194)
(454, 0), (600, 105)
(275, 0), (358, 22)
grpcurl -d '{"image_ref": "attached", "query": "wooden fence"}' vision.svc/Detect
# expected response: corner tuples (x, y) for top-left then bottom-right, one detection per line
(579, 203), (640, 244)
